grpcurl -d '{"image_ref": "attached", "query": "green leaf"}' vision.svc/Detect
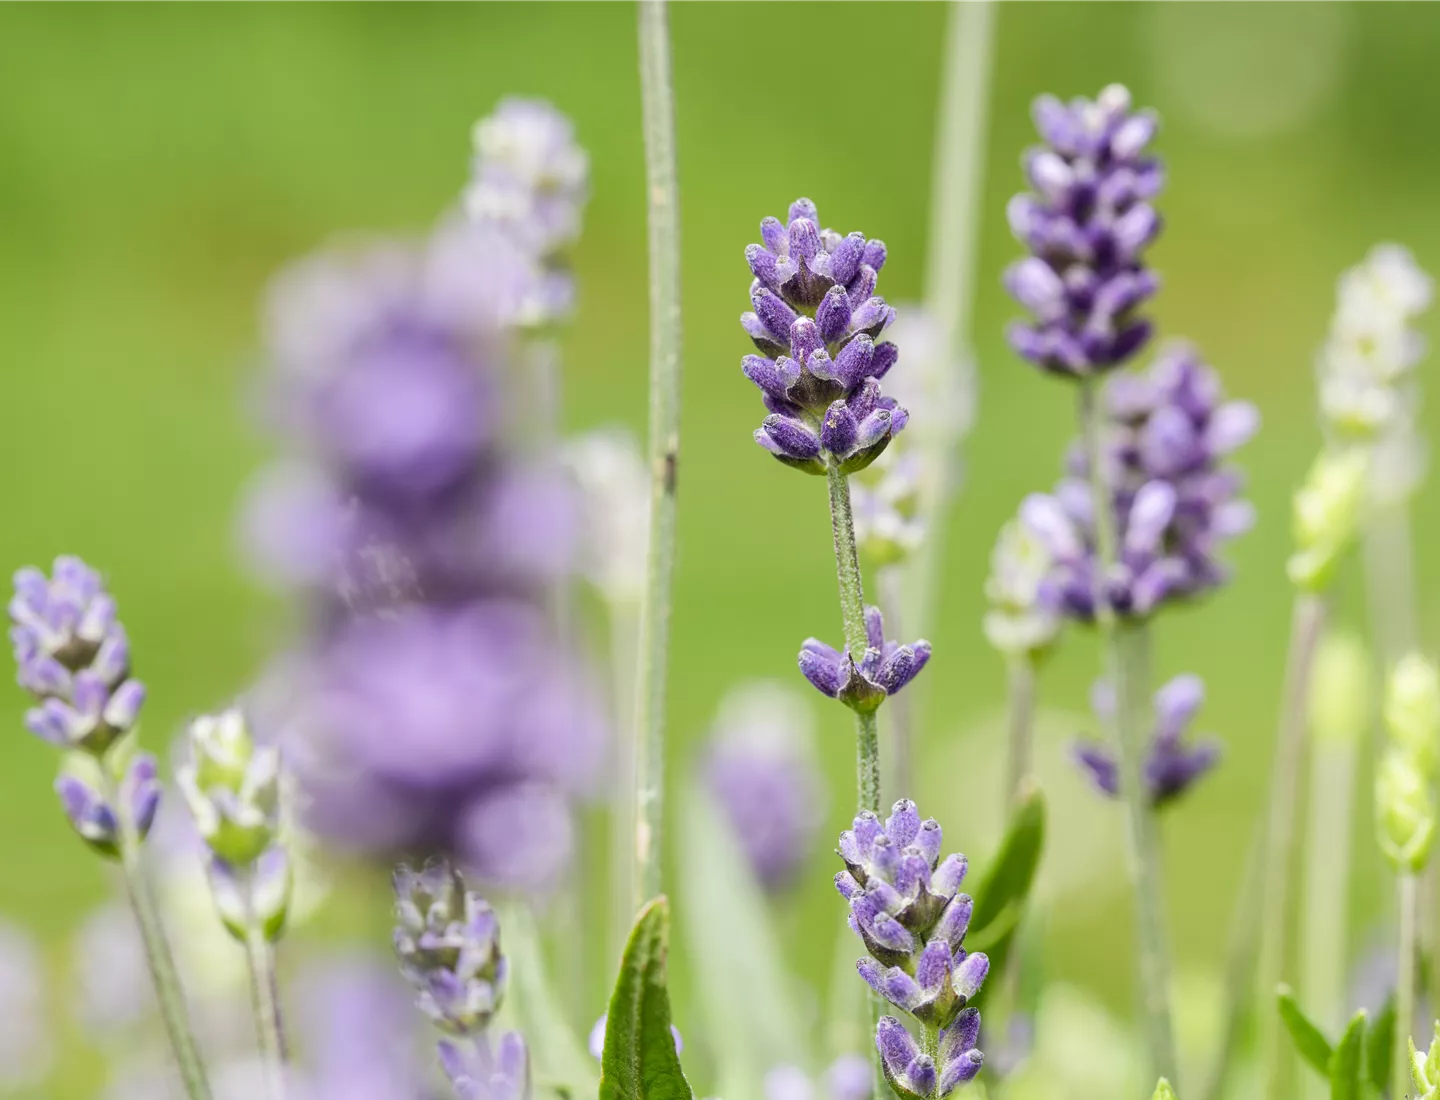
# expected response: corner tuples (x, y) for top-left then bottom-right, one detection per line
(494, 901), (597, 1098)
(968, 785), (1047, 946)
(677, 787), (811, 1098)
(1276, 984), (1335, 1078)
(599, 897), (693, 1100)
(1364, 991), (1396, 1095)
(1151, 1078), (1179, 1100)
(1328, 1010), (1367, 1100)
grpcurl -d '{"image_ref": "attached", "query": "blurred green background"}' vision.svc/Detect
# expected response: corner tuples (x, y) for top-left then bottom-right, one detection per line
(3, 2), (1440, 1096)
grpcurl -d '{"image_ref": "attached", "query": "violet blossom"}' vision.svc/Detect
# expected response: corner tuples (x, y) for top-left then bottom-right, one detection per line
(800, 606), (930, 714)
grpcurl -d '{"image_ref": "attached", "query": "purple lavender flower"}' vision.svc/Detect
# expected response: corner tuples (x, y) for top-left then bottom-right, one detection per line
(876, 1012), (983, 1099)
(393, 859), (507, 1037)
(439, 1032), (531, 1100)
(9, 557), (146, 755)
(1073, 674), (1221, 808)
(1005, 85), (1163, 378)
(55, 753), (161, 856)
(701, 682), (826, 892)
(800, 606), (930, 713)
(742, 198), (907, 474)
(1023, 344), (1258, 622)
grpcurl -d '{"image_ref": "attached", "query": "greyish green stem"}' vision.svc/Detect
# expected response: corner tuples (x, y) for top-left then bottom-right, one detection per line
(1005, 654), (1037, 810)
(108, 770), (212, 1100)
(244, 928), (289, 1100)
(609, 600), (641, 955)
(1397, 871), (1420, 1100)
(1256, 592), (1328, 1099)
(1079, 376), (1178, 1086)
(631, 0), (684, 909)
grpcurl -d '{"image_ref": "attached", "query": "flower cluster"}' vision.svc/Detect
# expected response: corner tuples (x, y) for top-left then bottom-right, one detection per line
(1004, 85), (1163, 378)
(1022, 345), (1258, 622)
(394, 859), (531, 1100)
(702, 682), (826, 893)
(243, 108), (607, 888)
(178, 708), (292, 942)
(1376, 655), (1440, 873)
(9, 558), (160, 854)
(800, 606), (931, 714)
(836, 800), (987, 1098)
(742, 198), (907, 474)
(1072, 674), (1221, 808)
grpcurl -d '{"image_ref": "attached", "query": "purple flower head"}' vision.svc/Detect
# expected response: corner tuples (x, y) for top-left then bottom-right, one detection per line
(743, 199), (906, 474)
(800, 606), (930, 714)
(1073, 673), (1221, 808)
(877, 1011), (983, 1099)
(836, 799), (988, 1031)
(1025, 344), (1258, 623)
(466, 98), (589, 263)
(53, 752), (160, 858)
(10, 556), (145, 756)
(439, 1032), (531, 1100)
(1005, 84), (1164, 378)
(393, 858), (507, 1037)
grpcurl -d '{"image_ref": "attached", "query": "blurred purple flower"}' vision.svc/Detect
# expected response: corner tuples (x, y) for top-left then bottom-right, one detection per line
(701, 682), (826, 893)
(1005, 84), (1164, 378)
(0, 919), (51, 1090)
(763, 1056), (873, 1100)
(1073, 673), (1222, 808)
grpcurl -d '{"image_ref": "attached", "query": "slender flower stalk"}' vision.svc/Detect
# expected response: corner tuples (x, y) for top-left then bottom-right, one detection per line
(632, 0), (684, 908)
(245, 930), (290, 1100)
(1079, 376), (1178, 1084)
(1399, 872), (1422, 1100)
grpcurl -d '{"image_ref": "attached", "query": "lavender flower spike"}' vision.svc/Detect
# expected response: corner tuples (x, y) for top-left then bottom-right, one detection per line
(55, 753), (161, 857)
(1005, 84), (1163, 378)
(10, 556), (145, 756)
(394, 858), (508, 1037)
(439, 1032), (532, 1100)
(742, 198), (907, 474)
(800, 605), (930, 713)
(1073, 673), (1221, 808)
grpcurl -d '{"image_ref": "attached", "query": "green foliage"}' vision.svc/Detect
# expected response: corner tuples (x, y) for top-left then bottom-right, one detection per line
(1363, 993), (1396, 1096)
(1276, 984), (1335, 1078)
(677, 786), (810, 1099)
(599, 898), (693, 1100)
(1328, 1010), (1367, 1100)
(966, 783), (1047, 954)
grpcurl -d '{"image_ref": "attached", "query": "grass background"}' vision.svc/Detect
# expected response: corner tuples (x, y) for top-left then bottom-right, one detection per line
(2, 2), (1439, 1096)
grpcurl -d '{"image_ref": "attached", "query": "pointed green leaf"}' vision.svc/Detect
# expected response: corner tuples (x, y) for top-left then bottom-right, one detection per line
(1364, 991), (1396, 1095)
(1276, 984), (1335, 1078)
(1152, 1078), (1178, 1100)
(678, 787), (810, 1098)
(600, 897), (693, 1100)
(495, 901), (597, 1097)
(1328, 1010), (1367, 1100)
(968, 785), (1047, 946)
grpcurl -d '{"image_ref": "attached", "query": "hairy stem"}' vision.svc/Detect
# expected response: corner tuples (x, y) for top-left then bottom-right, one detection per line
(878, 566), (912, 803)
(244, 928), (289, 1100)
(631, 0), (684, 908)
(1256, 593), (1329, 1099)
(110, 771), (212, 1100)
(1397, 871), (1420, 1100)
(827, 461), (881, 813)
(1079, 375), (1177, 1085)
(1004, 654), (1037, 810)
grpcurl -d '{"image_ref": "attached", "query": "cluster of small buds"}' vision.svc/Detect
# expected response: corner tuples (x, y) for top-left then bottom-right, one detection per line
(1022, 345), (1258, 622)
(178, 708), (292, 941)
(465, 97), (589, 263)
(836, 800), (988, 1098)
(742, 198), (908, 474)
(1286, 448), (1369, 592)
(800, 606), (931, 714)
(1072, 674), (1221, 808)
(1004, 84), (1163, 378)
(1411, 1020), (1440, 1100)
(1377, 655), (1440, 873)
(9, 558), (160, 854)
(852, 450), (927, 567)
(982, 504), (1065, 660)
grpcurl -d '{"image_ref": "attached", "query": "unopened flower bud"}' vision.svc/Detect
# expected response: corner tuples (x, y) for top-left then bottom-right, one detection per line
(1287, 448), (1368, 592)
(178, 708), (281, 867)
(1386, 654), (1440, 777)
(1377, 748), (1436, 873)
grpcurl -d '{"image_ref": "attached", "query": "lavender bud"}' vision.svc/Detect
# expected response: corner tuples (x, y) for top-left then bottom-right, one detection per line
(394, 858), (507, 1037)
(177, 709), (281, 867)
(1287, 447), (1368, 592)
(439, 1031), (532, 1100)
(798, 606), (929, 714)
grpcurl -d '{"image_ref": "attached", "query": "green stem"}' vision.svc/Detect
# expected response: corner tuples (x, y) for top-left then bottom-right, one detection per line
(1079, 376), (1178, 1085)
(609, 600), (641, 954)
(109, 772), (212, 1100)
(244, 928), (289, 1100)
(1397, 871), (1420, 1100)
(1004, 654), (1037, 810)
(1256, 593), (1329, 1098)
(631, 0), (684, 909)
